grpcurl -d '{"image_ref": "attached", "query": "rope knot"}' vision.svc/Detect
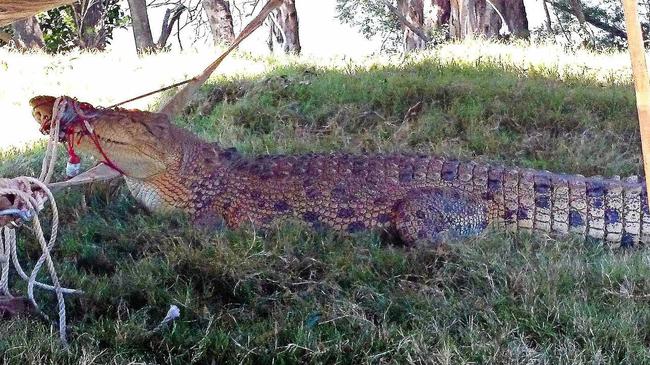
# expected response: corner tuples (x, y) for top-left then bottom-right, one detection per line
(0, 102), (82, 346)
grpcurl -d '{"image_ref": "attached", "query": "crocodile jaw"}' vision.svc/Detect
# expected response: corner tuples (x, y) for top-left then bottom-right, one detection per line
(124, 177), (181, 214)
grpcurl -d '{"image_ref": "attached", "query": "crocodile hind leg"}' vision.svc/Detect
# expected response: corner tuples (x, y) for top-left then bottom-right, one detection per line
(393, 187), (489, 246)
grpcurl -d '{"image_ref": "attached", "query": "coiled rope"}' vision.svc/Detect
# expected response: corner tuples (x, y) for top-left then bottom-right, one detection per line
(0, 97), (82, 346)
(0, 1), (285, 345)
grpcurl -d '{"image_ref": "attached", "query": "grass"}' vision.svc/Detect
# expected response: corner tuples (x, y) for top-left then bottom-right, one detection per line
(1, 41), (650, 364)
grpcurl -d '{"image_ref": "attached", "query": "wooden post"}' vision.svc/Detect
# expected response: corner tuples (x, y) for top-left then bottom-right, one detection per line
(622, 0), (650, 204)
(158, 0), (283, 118)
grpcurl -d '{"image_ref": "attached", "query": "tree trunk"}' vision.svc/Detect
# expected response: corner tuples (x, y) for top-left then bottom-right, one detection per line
(202, 0), (235, 45)
(498, 0), (528, 38)
(542, 0), (553, 33)
(424, 0), (451, 29)
(12, 16), (45, 50)
(127, 0), (154, 53)
(267, 17), (283, 52)
(398, 0), (427, 50)
(482, 0), (528, 39)
(462, 0), (479, 37)
(447, 0), (527, 39)
(568, 0), (594, 46)
(449, 0), (494, 38)
(72, 0), (108, 50)
(449, 0), (460, 37)
(275, 0), (301, 54)
(382, 0), (430, 45)
(477, 0), (501, 38)
(155, 4), (185, 49)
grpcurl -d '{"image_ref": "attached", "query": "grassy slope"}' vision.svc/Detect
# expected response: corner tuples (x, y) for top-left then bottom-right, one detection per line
(1, 43), (650, 364)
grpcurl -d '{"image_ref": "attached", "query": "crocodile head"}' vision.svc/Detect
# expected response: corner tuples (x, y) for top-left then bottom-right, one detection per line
(29, 95), (175, 180)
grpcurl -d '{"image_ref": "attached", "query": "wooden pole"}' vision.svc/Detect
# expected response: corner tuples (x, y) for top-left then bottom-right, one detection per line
(622, 0), (650, 204)
(158, 0), (283, 118)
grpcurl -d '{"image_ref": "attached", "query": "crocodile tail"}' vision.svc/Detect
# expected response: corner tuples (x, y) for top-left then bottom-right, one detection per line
(410, 156), (647, 246)
(554, 174), (648, 247)
(474, 165), (648, 247)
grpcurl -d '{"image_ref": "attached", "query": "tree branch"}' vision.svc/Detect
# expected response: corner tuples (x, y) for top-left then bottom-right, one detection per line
(156, 3), (186, 48)
(548, 0), (627, 40)
(568, 0), (595, 45)
(542, 0), (553, 33)
(380, 0), (431, 43)
(158, 0), (284, 117)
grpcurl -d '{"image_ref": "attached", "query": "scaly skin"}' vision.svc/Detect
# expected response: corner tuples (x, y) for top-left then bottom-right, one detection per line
(30, 95), (650, 246)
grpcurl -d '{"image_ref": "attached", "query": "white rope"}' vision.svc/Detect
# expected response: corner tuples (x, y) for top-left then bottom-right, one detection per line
(0, 96), (81, 346)
(39, 96), (64, 184)
(0, 228), (10, 297)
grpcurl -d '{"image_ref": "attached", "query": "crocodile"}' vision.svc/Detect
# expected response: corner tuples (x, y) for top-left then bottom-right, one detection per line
(29, 95), (650, 247)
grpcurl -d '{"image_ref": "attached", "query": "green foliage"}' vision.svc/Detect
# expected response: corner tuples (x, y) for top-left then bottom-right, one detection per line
(38, 7), (77, 53)
(0, 50), (648, 363)
(541, 0), (649, 49)
(336, 0), (403, 53)
(338, 0), (647, 51)
(37, 0), (126, 53)
(100, 0), (130, 45)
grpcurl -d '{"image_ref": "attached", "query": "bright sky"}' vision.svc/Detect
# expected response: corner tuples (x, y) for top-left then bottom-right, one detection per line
(111, 0), (384, 57)
(110, 0), (546, 57)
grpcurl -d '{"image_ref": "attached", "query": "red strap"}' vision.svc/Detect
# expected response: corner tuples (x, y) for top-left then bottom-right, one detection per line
(66, 130), (80, 164)
(87, 130), (125, 175)
(64, 122), (125, 176)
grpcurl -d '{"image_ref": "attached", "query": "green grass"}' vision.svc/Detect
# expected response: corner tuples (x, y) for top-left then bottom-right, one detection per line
(1, 45), (650, 364)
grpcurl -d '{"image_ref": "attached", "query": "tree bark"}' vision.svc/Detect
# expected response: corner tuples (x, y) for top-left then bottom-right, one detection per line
(382, 0), (430, 49)
(127, 0), (154, 53)
(548, 1), (627, 40)
(568, 0), (594, 46)
(497, 0), (528, 38)
(462, 0), (479, 37)
(446, 0), (527, 39)
(424, 0), (451, 29)
(156, 4), (185, 49)
(398, 0), (427, 50)
(477, 0), (501, 38)
(449, 0), (494, 38)
(267, 17), (283, 52)
(449, 0), (461, 37)
(275, 0), (301, 54)
(72, 0), (108, 50)
(202, 0), (235, 45)
(11, 16), (45, 50)
(542, 0), (553, 33)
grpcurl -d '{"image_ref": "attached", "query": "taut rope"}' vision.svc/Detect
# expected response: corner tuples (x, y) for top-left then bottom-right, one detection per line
(107, 78), (196, 109)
